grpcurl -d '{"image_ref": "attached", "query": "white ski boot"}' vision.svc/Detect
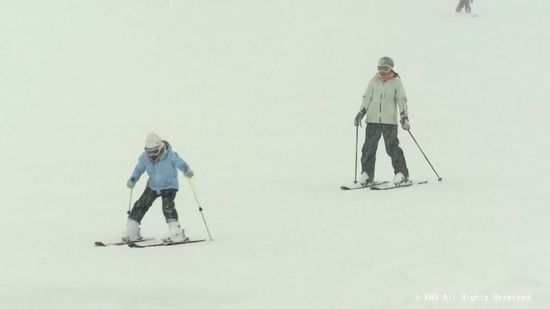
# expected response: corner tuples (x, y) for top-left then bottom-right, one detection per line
(163, 220), (189, 243)
(359, 172), (373, 187)
(393, 172), (408, 186)
(122, 219), (142, 242)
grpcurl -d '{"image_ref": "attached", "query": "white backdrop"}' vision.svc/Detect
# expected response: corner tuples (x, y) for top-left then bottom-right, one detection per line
(1, 1), (549, 308)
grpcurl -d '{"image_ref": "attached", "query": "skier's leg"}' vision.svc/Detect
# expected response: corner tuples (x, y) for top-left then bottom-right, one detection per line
(456, 0), (464, 12)
(360, 123), (382, 180)
(160, 189), (187, 242)
(465, 0), (472, 13)
(128, 187), (159, 223)
(382, 124), (409, 178)
(123, 187), (159, 241)
(160, 189), (178, 222)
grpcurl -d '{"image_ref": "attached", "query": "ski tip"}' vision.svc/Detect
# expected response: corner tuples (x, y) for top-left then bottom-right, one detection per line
(169, 239), (207, 245)
(340, 186), (351, 190)
(94, 242), (106, 247)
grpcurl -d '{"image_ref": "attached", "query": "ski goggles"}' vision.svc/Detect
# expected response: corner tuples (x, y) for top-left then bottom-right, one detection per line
(377, 65), (392, 72)
(145, 145), (163, 157)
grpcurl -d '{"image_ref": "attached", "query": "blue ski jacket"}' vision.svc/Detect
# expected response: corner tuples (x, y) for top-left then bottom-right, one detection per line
(130, 141), (190, 192)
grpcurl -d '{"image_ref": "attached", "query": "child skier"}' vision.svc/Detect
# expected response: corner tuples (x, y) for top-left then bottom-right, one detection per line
(354, 56), (410, 186)
(123, 133), (194, 243)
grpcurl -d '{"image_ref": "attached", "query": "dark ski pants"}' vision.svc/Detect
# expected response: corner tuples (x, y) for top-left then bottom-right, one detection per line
(456, 0), (471, 13)
(361, 123), (409, 180)
(128, 187), (179, 223)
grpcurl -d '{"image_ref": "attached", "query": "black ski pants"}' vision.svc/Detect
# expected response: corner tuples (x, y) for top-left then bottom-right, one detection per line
(361, 123), (409, 180)
(456, 0), (471, 13)
(128, 187), (179, 223)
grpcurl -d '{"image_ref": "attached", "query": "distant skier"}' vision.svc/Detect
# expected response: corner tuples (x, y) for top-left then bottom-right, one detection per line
(354, 56), (410, 186)
(123, 133), (194, 243)
(456, 0), (472, 14)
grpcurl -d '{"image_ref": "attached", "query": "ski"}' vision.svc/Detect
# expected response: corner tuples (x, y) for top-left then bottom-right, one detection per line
(128, 239), (207, 248)
(94, 237), (154, 247)
(370, 180), (428, 191)
(340, 181), (388, 190)
(450, 13), (478, 18)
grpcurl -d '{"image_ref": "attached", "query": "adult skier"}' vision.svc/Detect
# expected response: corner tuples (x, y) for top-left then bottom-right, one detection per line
(123, 133), (194, 243)
(456, 0), (472, 14)
(354, 56), (410, 186)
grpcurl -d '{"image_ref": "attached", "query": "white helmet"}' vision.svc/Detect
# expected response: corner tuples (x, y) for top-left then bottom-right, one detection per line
(144, 133), (165, 160)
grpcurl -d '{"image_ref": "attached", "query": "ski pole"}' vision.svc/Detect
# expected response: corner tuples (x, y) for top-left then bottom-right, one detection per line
(187, 178), (214, 241)
(354, 125), (359, 184)
(407, 130), (443, 182)
(126, 188), (134, 215)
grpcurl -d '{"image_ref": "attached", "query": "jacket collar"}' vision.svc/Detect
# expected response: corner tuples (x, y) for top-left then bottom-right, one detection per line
(377, 70), (396, 82)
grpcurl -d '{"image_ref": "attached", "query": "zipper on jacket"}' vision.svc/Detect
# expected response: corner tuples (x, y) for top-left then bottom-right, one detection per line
(379, 86), (386, 124)
(379, 93), (382, 123)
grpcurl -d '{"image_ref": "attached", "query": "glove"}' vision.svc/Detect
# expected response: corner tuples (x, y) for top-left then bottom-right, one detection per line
(354, 109), (366, 127)
(126, 177), (136, 189)
(184, 169), (194, 178)
(400, 115), (410, 131)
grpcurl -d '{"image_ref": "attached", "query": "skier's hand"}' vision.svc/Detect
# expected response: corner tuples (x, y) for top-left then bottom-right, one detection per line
(184, 169), (194, 178)
(127, 177), (136, 189)
(354, 110), (366, 127)
(400, 116), (410, 131)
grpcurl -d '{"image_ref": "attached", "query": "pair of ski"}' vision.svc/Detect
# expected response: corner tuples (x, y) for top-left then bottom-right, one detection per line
(340, 180), (428, 191)
(451, 13), (478, 18)
(94, 238), (206, 248)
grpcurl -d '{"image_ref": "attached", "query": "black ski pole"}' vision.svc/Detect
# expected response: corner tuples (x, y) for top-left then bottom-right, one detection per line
(188, 179), (214, 241)
(354, 125), (359, 184)
(407, 130), (443, 182)
(126, 188), (134, 215)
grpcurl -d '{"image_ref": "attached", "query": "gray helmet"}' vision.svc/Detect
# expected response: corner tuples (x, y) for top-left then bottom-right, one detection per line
(377, 56), (394, 68)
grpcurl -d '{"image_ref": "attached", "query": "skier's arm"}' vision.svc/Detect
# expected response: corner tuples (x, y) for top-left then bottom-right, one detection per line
(173, 152), (193, 178)
(395, 79), (408, 118)
(359, 81), (374, 113)
(172, 152), (190, 173)
(130, 155), (147, 181)
(355, 82), (374, 126)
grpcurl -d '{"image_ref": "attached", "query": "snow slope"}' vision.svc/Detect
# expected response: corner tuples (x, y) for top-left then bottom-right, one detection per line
(1, 0), (549, 308)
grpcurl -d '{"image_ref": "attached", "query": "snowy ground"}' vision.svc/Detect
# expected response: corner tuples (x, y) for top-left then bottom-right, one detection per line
(1, 0), (549, 308)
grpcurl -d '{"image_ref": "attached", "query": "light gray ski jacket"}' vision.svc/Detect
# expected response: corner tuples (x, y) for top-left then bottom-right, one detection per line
(358, 73), (408, 125)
